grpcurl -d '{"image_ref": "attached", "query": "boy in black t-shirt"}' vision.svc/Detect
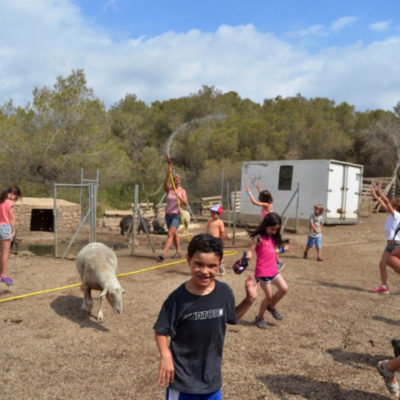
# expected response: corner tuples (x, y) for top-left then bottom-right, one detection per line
(154, 234), (259, 400)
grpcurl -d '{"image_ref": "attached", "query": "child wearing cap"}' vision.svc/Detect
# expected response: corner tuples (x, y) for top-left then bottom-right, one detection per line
(206, 204), (226, 275)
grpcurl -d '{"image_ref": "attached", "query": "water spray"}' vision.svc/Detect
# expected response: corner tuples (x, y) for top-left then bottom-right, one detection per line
(165, 113), (225, 242)
(166, 113), (225, 159)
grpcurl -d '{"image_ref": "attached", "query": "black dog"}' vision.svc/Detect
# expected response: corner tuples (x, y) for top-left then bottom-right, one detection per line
(137, 218), (151, 234)
(119, 215), (151, 235)
(152, 218), (167, 234)
(119, 216), (133, 236)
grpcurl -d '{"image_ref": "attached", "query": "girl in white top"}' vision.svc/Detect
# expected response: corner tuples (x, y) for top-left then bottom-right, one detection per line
(371, 183), (400, 293)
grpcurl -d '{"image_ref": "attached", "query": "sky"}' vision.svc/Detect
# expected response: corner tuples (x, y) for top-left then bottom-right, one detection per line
(2, 0), (400, 111)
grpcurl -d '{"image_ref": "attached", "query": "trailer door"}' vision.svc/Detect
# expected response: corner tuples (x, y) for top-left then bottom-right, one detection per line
(326, 163), (344, 221)
(327, 162), (361, 222)
(345, 165), (362, 220)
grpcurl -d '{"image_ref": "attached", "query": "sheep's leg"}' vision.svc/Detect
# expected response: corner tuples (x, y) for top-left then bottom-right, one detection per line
(82, 284), (93, 312)
(97, 296), (105, 321)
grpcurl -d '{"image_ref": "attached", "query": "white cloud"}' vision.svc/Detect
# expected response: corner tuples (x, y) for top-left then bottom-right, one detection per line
(0, 2), (400, 111)
(330, 16), (358, 33)
(288, 24), (326, 38)
(370, 20), (391, 32)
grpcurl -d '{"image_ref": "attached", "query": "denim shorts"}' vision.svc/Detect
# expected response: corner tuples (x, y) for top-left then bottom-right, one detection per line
(166, 388), (221, 400)
(0, 224), (12, 240)
(165, 214), (181, 229)
(307, 236), (322, 250)
(385, 241), (400, 253)
(256, 272), (280, 284)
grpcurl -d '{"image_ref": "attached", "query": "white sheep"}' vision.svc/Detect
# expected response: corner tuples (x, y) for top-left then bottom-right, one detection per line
(76, 242), (125, 321)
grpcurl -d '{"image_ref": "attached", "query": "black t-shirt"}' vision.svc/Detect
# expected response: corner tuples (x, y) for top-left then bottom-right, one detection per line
(154, 280), (237, 394)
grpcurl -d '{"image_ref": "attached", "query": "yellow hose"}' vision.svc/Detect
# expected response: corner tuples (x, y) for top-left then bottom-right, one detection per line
(169, 169), (191, 242)
(0, 250), (238, 303)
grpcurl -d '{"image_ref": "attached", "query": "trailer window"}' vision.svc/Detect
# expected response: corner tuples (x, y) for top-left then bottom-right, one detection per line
(278, 166), (293, 190)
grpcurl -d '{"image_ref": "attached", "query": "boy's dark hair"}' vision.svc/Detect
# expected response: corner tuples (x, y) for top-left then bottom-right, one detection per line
(187, 233), (223, 261)
(259, 190), (273, 204)
(0, 186), (22, 204)
(248, 212), (283, 247)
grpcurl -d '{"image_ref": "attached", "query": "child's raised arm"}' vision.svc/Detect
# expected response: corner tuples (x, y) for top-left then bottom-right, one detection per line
(375, 183), (395, 215)
(245, 185), (270, 209)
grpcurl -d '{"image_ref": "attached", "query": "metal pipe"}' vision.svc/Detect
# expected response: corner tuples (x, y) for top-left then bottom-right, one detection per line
(232, 186), (237, 245)
(131, 184), (139, 254)
(53, 185), (58, 258)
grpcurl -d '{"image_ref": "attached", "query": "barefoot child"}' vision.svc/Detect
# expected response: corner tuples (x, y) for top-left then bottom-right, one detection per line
(303, 204), (325, 261)
(154, 234), (259, 399)
(244, 212), (290, 329)
(206, 204), (226, 275)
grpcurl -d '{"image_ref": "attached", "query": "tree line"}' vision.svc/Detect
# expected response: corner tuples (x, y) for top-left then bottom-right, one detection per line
(1, 69), (399, 210)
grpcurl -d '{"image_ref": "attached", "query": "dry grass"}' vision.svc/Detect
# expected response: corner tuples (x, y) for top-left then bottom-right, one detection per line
(0, 213), (398, 399)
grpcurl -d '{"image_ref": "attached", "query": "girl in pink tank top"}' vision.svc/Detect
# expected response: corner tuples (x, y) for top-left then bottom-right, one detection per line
(245, 181), (273, 220)
(244, 212), (290, 329)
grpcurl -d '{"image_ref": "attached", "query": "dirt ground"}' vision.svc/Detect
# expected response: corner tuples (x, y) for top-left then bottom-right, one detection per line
(1, 213), (400, 399)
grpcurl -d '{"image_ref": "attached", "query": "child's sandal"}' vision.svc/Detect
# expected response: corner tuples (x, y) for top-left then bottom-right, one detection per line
(267, 305), (283, 320)
(377, 360), (400, 396)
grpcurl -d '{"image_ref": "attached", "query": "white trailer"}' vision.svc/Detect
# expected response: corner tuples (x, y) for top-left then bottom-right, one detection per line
(240, 160), (364, 224)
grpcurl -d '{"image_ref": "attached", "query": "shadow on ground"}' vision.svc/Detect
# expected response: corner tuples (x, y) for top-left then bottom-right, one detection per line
(298, 278), (370, 293)
(258, 374), (389, 399)
(327, 348), (388, 368)
(50, 295), (109, 332)
(372, 315), (400, 327)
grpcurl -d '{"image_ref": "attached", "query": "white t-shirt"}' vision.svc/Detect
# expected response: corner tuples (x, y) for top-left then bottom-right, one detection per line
(384, 210), (400, 241)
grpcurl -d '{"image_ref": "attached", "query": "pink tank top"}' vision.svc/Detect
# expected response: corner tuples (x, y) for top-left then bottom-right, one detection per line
(260, 205), (273, 220)
(0, 199), (13, 225)
(165, 188), (181, 214)
(255, 236), (278, 278)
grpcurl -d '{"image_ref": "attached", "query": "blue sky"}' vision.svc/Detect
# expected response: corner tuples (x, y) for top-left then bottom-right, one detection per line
(2, 0), (400, 111)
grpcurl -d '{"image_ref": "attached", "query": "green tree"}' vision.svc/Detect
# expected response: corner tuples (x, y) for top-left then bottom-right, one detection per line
(12, 70), (131, 195)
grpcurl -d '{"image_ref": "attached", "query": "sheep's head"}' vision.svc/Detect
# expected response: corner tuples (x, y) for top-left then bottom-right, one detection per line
(100, 285), (125, 314)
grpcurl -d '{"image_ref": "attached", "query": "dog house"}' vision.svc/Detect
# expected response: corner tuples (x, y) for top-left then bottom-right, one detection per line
(14, 197), (81, 233)
(241, 160), (364, 224)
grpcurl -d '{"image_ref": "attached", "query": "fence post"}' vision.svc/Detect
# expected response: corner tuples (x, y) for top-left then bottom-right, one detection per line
(232, 186), (237, 245)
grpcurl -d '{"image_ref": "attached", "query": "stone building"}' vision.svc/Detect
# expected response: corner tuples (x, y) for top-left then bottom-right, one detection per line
(14, 197), (81, 234)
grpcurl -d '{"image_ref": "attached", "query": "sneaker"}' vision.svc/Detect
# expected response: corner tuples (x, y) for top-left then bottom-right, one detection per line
(392, 338), (400, 357)
(1, 275), (13, 286)
(371, 285), (389, 294)
(267, 305), (283, 320)
(172, 253), (182, 259)
(157, 254), (165, 261)
(255, 316), (268, 329)
(219, 264), (225, 276)
(277, 260), (285, 271)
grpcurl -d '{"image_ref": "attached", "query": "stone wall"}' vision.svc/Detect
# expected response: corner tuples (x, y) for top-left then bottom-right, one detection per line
(102, 203), (155, 232)
(14, 197), (81, 233)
